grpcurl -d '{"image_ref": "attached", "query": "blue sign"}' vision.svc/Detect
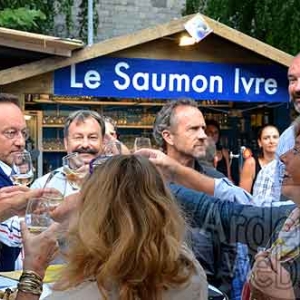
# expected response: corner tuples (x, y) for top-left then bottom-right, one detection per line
(54, 57), (289, 102)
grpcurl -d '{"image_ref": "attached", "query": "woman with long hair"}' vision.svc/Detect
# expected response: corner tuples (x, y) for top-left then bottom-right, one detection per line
(45, 155), (207, 300)
(239, 125), (279, 194)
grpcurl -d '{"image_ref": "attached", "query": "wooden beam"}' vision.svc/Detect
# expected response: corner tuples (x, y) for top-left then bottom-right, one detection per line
(1, 72), (53, 94)
(0, 37), (72, 57)
(0, 27), (84, 50)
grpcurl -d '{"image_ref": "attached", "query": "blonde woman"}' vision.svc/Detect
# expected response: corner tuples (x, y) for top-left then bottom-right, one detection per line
(44, 155), (207, 299)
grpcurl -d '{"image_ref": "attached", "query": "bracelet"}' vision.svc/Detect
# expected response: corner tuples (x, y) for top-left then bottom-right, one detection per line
(18, 270), (43, 296)
(17, 281), (43, 295)
(21, 270), (43, 282)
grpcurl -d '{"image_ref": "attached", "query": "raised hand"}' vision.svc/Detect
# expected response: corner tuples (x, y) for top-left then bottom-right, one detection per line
(0, 187), (45, 221)
(251, 251), (295, 300)
(21, 221), (60, 278)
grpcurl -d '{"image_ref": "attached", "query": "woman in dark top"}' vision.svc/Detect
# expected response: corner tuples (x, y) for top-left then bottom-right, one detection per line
(239, 125), (279, 194)
(205, 119), (232, 180)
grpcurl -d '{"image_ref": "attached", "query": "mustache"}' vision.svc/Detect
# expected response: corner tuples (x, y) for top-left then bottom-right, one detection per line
(75, 148), (99, 155)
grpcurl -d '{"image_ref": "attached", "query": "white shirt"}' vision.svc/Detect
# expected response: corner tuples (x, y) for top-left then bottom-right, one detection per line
(0, 160), (12, 177)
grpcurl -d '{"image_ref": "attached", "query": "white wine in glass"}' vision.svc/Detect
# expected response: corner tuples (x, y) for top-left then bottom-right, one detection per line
(62, 153), (86, 190)
(63, 167), (86, 190)
(11, 174), (34, 186)
(42, 171), (67, 209)
(25, 198), (52, 234)
(11, 151), (34, 186)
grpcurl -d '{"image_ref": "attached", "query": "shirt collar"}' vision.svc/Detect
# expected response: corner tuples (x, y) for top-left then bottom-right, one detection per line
(0, 161), (12, 177)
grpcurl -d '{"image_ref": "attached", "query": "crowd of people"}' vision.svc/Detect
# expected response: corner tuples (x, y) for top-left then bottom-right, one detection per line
(0, 53), (299, 300)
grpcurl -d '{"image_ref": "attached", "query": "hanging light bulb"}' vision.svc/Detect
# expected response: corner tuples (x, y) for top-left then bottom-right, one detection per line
(179, 35), (196, 46)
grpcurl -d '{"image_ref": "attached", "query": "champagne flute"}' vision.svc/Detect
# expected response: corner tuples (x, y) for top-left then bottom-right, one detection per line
(11, 151), (34, 186)
(134, 137), (152, 152)
(25, 198), (52, 234)
(62, 152), (86, 190)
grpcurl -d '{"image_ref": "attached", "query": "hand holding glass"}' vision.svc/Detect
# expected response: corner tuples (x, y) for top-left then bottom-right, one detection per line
(11, 151), (34, 186)
(134, 137), (152, 152)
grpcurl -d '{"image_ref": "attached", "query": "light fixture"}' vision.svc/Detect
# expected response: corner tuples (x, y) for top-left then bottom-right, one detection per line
(24, 115), (32, 121)
(179, 35), (196, 46)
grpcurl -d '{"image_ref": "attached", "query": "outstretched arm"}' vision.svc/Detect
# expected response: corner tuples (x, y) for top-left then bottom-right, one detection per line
(135, 148), (215, 194)
(169, 183), (294, 250)
(135, 148), (252, 204)
(16, 222), (59, 300)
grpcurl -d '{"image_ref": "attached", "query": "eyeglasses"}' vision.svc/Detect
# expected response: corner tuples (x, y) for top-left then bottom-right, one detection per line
(2, 128), (29, 140)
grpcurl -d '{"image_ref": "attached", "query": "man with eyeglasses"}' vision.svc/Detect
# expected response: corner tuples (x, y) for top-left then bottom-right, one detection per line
(31, 110), (106, 195)
(0, 93), (48, 271)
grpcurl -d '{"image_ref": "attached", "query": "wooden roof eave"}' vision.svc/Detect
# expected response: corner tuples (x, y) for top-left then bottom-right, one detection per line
(0, 14), (294, 86)
(0, 27), (84, 57)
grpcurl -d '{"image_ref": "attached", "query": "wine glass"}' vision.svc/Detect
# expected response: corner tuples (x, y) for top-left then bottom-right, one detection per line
(42, 171), (67, 209)
(25, 198), (52, 234)
(62, 153), (86, 190)
(102, 140), (122, 156)
(134, 137), (152, 152)
(89, 141), (122, 174)
(11, 151), (34, 186)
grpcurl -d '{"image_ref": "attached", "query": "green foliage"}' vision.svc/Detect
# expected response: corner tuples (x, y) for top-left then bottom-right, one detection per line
(0, 1), (54, 33)
(0, 0), (99, 43)
(184, 0), (300, 55)
(0, 7), (45, 30)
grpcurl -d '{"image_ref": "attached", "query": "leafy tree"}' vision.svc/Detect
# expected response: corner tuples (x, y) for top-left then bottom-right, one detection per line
(183, 0), (300, 55)
(0, 7), (45, 31)
(0, 1), (54, 33)
(0, 1), (98, 42)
